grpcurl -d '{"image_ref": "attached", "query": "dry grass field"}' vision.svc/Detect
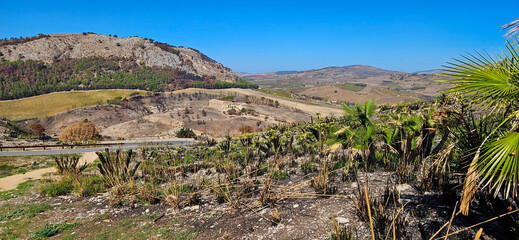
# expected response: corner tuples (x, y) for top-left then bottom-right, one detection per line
(0, 90), (147, 121)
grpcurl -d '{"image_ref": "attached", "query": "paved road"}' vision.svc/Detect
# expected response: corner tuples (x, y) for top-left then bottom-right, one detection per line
(0, 140), (195, 156)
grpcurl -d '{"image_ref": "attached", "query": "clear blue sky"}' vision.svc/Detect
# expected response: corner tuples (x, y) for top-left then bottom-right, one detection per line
(1, 0), (518, 73)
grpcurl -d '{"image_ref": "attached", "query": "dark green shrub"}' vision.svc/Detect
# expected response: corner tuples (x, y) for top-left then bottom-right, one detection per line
(176, 127), (196, 138)
(33, 223), (78, 239)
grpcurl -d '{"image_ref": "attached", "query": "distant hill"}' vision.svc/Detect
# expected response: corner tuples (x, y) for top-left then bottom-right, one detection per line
(0, 33), (256, 100)
(414, 69), (445, 75)
(242, 65), (442, 88)
(241, 65), (448, 104)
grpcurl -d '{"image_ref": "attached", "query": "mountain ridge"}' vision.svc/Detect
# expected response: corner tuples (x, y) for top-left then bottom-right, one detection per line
(0, 33), (237, 82)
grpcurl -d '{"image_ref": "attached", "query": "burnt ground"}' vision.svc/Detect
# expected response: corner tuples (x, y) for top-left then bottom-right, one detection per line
(0, 158), (509, 240)
(31, 91), (312, 140)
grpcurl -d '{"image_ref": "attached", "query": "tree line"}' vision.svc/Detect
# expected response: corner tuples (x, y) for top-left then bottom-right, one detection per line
(0, 56), (257, 100)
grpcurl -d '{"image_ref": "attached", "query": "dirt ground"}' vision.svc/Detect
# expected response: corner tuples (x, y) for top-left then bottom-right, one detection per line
(0, 165), (495, 240)
(0, 152), (97, 191)
(32, 89), (336, 140)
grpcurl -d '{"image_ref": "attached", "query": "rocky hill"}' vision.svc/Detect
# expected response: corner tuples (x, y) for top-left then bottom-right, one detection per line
(0, 33), (259, 100)
(0, 33), (236, 82)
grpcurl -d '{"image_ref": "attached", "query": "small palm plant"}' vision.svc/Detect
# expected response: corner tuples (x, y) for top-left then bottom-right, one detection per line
(442, 39), (519, 214)
(342, 98), (378, 170)
(96, 148), (141, 188)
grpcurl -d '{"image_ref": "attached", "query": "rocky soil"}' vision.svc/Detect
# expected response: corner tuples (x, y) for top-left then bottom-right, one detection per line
(33, 91), (313, 139)
(0, 155), (503, 240)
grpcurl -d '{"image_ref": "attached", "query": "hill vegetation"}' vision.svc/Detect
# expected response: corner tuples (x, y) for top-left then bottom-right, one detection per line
(0, 56), (256, 100)
(4, 95), (517, 239)
(0, 33), (259, 100)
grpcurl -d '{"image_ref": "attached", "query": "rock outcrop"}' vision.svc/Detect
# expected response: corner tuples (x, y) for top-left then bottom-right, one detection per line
(0, 33), (237, 82)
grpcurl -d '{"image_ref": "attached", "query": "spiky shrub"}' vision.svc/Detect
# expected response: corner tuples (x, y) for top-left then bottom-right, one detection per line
(96, 149), (141, 188)
(54, 155), (88, 175)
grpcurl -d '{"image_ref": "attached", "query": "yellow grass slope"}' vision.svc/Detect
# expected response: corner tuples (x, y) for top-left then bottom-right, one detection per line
(0, 90), (147, 120)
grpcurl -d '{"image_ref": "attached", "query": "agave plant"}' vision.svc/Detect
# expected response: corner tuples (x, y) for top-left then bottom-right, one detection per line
(442, 40), (519, 214)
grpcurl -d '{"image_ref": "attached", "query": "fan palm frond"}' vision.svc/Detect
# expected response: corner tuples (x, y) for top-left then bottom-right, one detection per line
(477, 131), (519, 198)
(441, 41), (519, 110)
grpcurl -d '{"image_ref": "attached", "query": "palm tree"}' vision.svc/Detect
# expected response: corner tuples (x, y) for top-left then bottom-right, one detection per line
(442, 39), (519, 215)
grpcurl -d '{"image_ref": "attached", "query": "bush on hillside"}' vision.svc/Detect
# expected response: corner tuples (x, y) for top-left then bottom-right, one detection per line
(176, 127), (196, 138)
(239, 125), (254, 134)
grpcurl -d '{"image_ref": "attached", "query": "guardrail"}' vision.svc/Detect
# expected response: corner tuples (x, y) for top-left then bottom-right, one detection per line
(0, 143), (124, 151)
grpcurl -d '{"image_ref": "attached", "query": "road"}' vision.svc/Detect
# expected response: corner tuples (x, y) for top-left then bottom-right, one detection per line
(0, 139), (195, 157)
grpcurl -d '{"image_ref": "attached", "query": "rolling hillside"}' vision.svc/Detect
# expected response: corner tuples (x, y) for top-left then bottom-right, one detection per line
(242, 65), (448, 104)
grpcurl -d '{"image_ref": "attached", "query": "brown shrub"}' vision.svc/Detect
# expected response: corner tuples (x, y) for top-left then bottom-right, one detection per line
(239, 125), (254, 134)
(226, 108), (240, 115)
(59, 121), (100, 142)
(31, 123), (45, 138)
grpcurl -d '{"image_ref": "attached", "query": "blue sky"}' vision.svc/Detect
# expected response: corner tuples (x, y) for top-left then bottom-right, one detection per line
(1, 0), (518, 73)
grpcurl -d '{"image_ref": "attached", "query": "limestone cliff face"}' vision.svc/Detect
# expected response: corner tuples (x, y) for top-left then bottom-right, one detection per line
(0, 33), (237, 82)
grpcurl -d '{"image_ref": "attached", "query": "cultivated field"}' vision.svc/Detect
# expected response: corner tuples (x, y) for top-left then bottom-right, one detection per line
(0, 90), (147, 121)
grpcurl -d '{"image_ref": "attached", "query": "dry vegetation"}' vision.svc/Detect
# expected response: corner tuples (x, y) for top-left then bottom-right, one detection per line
(0, 90), (147, 120)
(1, 95), (518, 239)
(58, 121), (100, 143)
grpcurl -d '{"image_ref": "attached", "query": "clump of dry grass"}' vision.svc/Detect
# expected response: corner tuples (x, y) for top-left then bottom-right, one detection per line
(354, 182), (408, 240)
(311, 158), (334, 195)
(271, 208), (281, 226)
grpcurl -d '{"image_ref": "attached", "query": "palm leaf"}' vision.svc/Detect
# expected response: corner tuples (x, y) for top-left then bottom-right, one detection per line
(460, 111), (519, 214)
(477, 131), (519, 198)
(441, 41), (519, 110)
(503, 17), (519, 39)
